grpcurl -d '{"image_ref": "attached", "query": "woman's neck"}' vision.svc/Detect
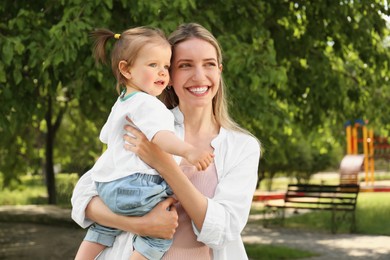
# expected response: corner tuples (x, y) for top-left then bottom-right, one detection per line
(179, 105), (219, 136)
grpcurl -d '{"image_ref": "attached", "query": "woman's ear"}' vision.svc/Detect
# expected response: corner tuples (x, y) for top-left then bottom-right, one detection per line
(219, 64), (223, 73)
(119, 60), (132, 79)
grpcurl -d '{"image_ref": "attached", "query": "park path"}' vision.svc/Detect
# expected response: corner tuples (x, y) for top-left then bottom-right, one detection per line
(243, 222), (390, 260)
(0, 205), (389, 259)
(1, 220), (389, 260)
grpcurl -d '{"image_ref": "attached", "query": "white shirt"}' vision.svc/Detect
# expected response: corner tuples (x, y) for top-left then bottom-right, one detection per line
(90, 91), (175, 182)
(71, 107), (261, 260)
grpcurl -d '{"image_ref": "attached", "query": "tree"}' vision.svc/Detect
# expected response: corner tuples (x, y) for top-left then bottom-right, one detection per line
(0, 1), (389, 203)
(0, 1), (113, 203)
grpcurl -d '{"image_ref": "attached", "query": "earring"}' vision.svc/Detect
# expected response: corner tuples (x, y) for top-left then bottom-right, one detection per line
(166, 86), (172, 90)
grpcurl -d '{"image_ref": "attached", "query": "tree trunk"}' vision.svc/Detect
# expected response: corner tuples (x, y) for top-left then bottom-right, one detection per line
(45, 95), (56, 204)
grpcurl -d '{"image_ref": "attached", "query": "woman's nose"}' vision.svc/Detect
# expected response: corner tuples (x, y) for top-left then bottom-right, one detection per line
(192, 67), (206, 81)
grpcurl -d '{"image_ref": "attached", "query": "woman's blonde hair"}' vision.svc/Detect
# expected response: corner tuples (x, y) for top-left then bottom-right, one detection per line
(160, 23), (247, 133)
(91, 26), (170, 94)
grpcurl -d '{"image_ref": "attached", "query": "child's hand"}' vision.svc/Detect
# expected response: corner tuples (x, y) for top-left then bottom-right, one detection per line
(186, 149), (214, 171)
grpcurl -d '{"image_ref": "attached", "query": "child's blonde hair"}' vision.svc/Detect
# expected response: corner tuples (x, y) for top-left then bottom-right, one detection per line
(91, 27), (170, 94)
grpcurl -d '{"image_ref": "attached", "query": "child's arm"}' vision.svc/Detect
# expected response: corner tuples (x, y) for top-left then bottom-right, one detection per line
(152, 131), (214, 171)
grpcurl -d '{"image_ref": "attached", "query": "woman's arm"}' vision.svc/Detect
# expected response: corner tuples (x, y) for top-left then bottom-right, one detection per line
(195, 137), (260, 247)
(124, 126), (260, 248)
(71, 168), (179, 239)
(152, 130), (214, 171)
(86, 196), (179, 239)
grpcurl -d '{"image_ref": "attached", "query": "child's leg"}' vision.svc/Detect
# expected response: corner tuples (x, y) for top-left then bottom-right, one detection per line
(75, 240), (106, 260)
(129, 250), (148, 260)
(132, 234), (172, 260)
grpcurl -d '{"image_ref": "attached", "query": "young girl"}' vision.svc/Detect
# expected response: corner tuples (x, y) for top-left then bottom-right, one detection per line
(73, 27), (214, 260)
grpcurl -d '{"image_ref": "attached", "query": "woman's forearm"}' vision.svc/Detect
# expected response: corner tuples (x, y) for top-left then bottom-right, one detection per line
(86, 196), (142, 234)
(86, 196), (179, 239)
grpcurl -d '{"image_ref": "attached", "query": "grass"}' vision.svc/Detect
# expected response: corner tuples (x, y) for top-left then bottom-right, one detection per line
(244, 243), (318, 260)
(355, 192), (390, 235)
(0, 174), (78, 207)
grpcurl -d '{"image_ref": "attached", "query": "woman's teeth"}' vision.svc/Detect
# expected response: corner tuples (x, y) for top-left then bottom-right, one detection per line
(189, 87), (208, 94)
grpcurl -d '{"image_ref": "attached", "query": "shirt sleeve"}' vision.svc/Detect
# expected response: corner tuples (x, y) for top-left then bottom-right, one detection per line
(129, 94), (175, 141)
(193, 135), (260, 249)
(71, 169), (98, 228)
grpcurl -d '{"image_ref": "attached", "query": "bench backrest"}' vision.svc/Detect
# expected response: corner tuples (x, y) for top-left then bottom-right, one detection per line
(284, 184), (360, 211)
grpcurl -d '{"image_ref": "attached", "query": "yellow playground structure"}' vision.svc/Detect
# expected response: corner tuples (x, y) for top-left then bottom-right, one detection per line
(341, 119), (390, 186)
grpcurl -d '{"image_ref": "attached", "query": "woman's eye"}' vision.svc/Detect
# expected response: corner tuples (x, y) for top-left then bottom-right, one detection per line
(178, 63), (190, 68)
(205, 62), (216, 67)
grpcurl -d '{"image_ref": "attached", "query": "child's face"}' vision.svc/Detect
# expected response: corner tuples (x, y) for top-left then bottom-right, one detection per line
(127, 43), (171, 96)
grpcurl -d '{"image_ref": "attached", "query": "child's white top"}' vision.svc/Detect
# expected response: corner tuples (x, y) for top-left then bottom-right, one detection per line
(90, 91), (175, 182)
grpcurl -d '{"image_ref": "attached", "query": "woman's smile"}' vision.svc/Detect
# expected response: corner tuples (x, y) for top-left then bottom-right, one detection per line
(187, 86), (209, 96)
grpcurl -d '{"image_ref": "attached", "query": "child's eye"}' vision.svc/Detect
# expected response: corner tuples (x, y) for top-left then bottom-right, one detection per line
(164, 65), (170, 70)
(149, 63), (157, 67)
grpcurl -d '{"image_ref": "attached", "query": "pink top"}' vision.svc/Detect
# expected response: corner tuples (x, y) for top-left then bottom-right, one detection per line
(163, 163), (218, 260)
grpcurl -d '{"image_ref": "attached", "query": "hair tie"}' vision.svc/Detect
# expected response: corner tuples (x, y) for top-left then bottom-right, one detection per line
(114, 34), (121, 39)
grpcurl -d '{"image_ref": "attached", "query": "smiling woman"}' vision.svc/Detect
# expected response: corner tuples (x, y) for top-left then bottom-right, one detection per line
(72, 23), (260, 260)
(169, 37), (222, 108)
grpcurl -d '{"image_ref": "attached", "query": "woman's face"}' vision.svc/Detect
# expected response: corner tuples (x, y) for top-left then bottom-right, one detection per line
(170, 38), (222, 110)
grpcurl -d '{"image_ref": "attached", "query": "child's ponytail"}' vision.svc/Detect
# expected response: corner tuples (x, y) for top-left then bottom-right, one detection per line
(90, 28), (117, 65)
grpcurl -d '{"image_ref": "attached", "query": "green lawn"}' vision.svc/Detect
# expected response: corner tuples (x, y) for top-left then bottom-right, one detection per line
(245, 243), (318, 260)
(0, 174), (78, 207)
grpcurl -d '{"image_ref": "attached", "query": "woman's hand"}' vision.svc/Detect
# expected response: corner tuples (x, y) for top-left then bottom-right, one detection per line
(138, 197), (179, 239)
(86, 196), (178, 239)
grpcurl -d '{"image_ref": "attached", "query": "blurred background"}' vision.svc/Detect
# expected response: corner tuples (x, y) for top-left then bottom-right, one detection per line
(1, 1), (390, 259)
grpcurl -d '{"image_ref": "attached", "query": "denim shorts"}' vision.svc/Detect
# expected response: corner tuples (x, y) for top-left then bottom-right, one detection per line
(84, 173), (173, 259)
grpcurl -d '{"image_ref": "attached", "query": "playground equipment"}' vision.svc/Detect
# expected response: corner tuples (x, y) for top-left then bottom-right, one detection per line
(344, 119), (374, 185)
(339, 154), (365, 185)
(342, 119), (390, 186)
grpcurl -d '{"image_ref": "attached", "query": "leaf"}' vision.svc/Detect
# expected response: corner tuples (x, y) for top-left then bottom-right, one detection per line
(2, 41), (13, 66)
(103, 0), (113, 9)
(13, 69), (22, 85)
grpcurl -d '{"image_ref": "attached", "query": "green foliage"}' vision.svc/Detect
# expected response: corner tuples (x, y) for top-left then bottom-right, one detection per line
(0, 175), (47, 205)
(0, 1), (389, 201)
(55, 173), (79, 206)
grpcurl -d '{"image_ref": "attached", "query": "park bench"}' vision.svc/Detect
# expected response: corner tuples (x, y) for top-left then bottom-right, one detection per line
(263, 183), (360, 234)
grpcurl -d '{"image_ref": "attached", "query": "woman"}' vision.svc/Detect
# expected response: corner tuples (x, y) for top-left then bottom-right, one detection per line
(71, 23), (260, 259)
